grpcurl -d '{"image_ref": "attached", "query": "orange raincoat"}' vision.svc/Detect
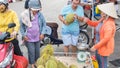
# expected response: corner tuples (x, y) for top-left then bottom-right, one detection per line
(87, 17), (116, 56)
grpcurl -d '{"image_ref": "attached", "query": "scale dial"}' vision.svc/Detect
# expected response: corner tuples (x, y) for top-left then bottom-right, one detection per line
(77, 51), (87, 62)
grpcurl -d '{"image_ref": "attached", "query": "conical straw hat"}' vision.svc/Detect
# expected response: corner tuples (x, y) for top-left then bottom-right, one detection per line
(97, 3), (118, 18)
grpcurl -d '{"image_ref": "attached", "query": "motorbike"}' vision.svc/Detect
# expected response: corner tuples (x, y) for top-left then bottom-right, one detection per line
(0, 23), (28, 68)
(41, 22), (89, 47)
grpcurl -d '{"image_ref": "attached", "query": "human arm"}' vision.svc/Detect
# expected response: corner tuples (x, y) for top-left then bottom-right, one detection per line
(58, 5), (72, 25)
(12, 12), (20, 32)
(82, 17), (104, 27)
(19, 18), (28, 41)
(74, 14), (84, 22)
(74, 6), (85, 23)
(39, 12), (46, 40)
(58, 15), (68, 25)
(11, 12), (20, 37)
(85, 18), (98, 27)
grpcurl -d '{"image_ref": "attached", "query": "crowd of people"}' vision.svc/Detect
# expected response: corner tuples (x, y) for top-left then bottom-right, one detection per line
(59, 0), (118, 68)
(0, 0), (118, 68)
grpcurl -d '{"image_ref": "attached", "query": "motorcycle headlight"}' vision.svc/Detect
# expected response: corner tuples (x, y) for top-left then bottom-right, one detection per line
(0, 49), (13, 68)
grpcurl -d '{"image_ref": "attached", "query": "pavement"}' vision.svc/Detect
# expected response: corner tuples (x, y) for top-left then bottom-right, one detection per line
(9, 0), (120, 68)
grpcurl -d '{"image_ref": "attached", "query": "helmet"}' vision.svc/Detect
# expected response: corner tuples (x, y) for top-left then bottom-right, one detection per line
(28, 0), (41, 10)
(0, 0), (8, 6)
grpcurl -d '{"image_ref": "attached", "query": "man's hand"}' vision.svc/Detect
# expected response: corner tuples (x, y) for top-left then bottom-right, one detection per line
(62, 20), (68, 25)
(74, 14), (84, 22)
(74, 14), (78, 19)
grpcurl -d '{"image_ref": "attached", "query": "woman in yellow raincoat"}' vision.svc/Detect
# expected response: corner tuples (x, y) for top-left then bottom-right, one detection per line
(0, 0), (23, 56)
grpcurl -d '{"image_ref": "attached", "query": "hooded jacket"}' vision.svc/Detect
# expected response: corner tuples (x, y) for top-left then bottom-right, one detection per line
(20, 10), (46, 39)
(0, 9), (20, 41)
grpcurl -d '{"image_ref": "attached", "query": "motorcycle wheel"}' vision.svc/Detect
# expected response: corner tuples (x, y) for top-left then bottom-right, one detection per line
(78, 31), (89, 44)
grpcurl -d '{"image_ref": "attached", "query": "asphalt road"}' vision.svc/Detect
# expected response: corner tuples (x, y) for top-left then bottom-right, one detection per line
(9, 1), (120, 68)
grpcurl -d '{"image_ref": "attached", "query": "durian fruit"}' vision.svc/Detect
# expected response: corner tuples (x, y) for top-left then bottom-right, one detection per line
(69, 64), (78, 68)
(57, 60), (68, 68)
(36, 57), (44, 67)
(40, 44), (54, 56)
(36, 53), (50, 67)
(38, 65), (44, 68)
(49, 56), (57, 63)
(42, 54), (51, 61)
(65, 13), (75, 25)
(45, 59), (57, 68)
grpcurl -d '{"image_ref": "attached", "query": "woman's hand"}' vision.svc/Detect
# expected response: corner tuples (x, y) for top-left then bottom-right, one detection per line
(98, 16), (105, 22)
(90, 46), (96, 52)
(83, 17), (89, 23)
(23, 36), (29, 41)
(40, 34), (44, 40)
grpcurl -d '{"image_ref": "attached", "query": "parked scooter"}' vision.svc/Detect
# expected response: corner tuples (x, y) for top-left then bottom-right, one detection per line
(0, 23), (28, 68)
(41, 22), (89, 47)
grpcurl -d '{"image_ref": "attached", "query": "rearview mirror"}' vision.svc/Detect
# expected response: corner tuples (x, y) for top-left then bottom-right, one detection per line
(8, 23), (16, 28)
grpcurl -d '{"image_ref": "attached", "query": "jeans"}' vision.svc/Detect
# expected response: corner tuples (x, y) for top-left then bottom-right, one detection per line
(96, 51), (108, 68)
(25, 41), (40, 64)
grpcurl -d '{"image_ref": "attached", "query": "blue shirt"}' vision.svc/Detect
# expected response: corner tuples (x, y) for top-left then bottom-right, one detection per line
(95, 22), (103, 44)
(60, 5), (84, 35)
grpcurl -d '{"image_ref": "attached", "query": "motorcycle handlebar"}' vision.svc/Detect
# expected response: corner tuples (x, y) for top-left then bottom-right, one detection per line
(0, 32), (10, 44)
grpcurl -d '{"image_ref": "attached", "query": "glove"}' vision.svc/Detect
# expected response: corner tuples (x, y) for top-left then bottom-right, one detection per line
(11, 31), (17, 38)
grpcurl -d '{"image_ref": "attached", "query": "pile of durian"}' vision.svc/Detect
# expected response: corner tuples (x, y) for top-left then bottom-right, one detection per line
(35, 44), (78, 68)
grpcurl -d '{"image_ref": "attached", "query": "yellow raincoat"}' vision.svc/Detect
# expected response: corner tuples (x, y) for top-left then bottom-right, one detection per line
(0, 9), (20, 42)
